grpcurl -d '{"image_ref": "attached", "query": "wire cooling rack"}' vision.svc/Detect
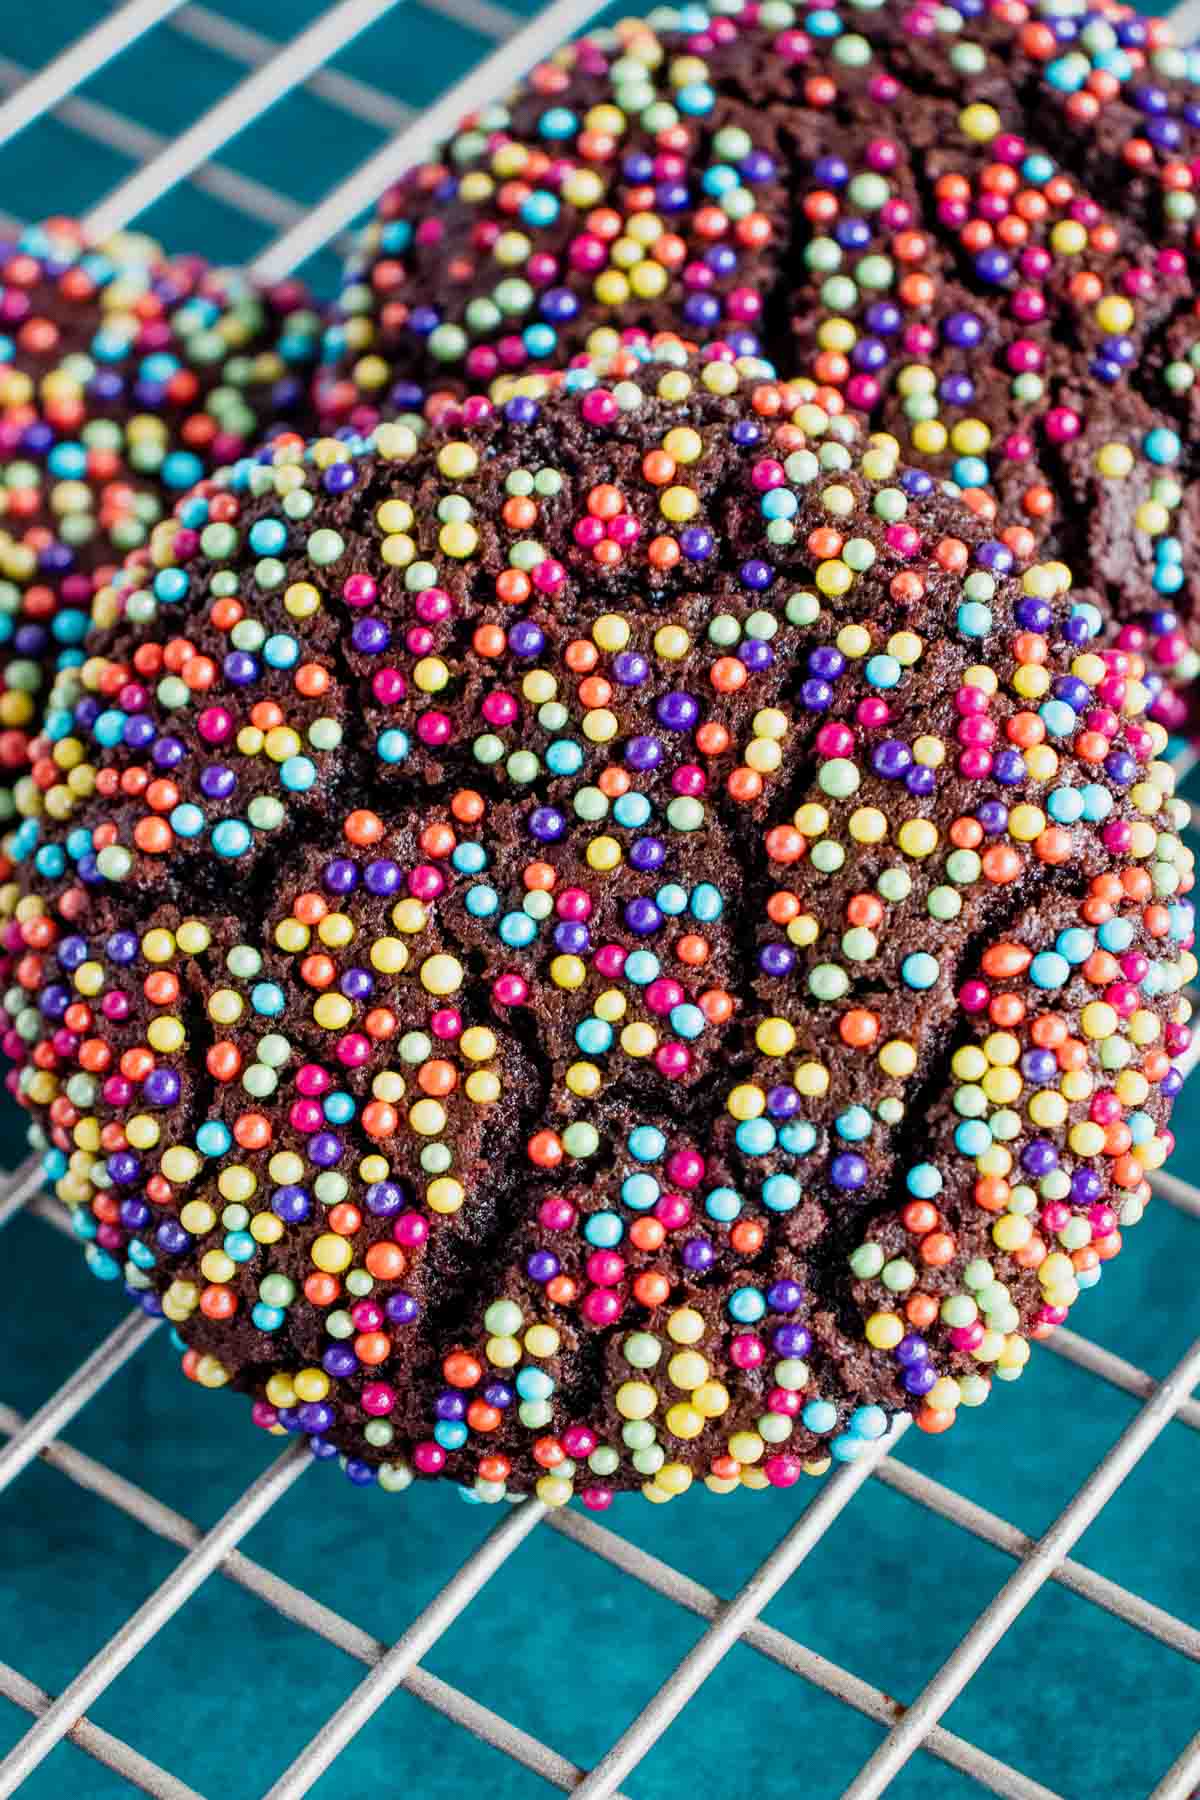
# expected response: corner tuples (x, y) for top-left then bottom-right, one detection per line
(0, 2), (1198, 1795)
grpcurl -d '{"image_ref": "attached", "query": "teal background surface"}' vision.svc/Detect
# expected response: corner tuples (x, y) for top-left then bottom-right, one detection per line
(0, 2), (1196, 1794)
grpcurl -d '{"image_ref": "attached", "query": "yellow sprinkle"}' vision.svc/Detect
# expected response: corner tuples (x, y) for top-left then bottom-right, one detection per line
(849, 806), (887, 844)
(524, 1323), (560, 1358)
(1095, 442), (1134, 480)
(427, 1177), (465, 1214)
(878, 1039), (916, 1078)
(665, 1353), (712, 1389)
(727, 1083), (765, 1121)
(1028, 1090), (1068, 1128)
(794, 1060), (829, 1097)
(719, 1432), (762, 1470)
(1068, 1121), (1107, 1157)
(959, 101), (1000, 140)
(755, 1017), (796, 1058)
(311, 1234), (352, 1273)
(865, 1312), (904, 1350)
(897, 818), (938, 859)
(420, 954), (463, 995)
(616, 1381), (657, 1420)
(667, 1307), (705, 1345)
(1081, 1001), (1118, 1040)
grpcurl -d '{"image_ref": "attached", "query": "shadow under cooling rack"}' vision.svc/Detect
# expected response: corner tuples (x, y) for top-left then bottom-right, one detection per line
(0, 1), (1198, 1796)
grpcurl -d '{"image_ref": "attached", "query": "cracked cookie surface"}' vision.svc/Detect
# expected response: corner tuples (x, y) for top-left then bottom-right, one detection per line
(316, 0), (1200, 726)
(3, 342), (1194, 1505)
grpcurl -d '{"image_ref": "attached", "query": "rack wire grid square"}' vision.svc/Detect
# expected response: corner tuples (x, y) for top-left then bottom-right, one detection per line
(0, 0), (1197, 1795)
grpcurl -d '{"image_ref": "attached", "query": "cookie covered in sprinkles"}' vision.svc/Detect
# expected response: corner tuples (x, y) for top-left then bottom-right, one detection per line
(316, 0), (1200, 721)
(4, 340), (1194, 1506)
(0, 219), (320, 801)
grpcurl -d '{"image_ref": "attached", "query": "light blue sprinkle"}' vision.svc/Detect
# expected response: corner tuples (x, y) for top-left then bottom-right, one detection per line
(622, 1173), (659, 1211)
(196, 1121), (232, 1157)
(281, 756), (316, 792)
(516, 1367), (554, 1401)
(1030, 950), (1069, 988)
(34, 845), (65, 878)
(212, 818), (251, 858)
(520, 191), (559, 227)
(850, 1405), (888, 1440)
(676, 81), (715, 113)
(538, 106), (576, 139)
(691, 882), (723, 921)
(866, 653), (901, 688)
(955, 1119), (992, 1157)
(153, 567), (189, 603)
(498, 911), (537, 948)
(705, 1185), (743, 1223)
(613, 791), (651, 828)
(1047, 786), (1083, 824)
(628, 1125), (665, 1163)
(624, 950), (660, 986)
(377, 729), (410, 763)
(93, 709), (127, 747)
(803, 1398), (838, 1434)
(735, 1117), (777, 1156)
(584, 1211), (623, 1247)
(546, 740), (583, 776)
(906, 1163), (942, 1198)
(836, 1105), (872, 1142)
(452, 841), (486, 874)
(1046, 51), (1088, 91)
(762, 1173), (801, 1212)
(952, 456), (989, 489)
(1128, 1111), (1155, 1145)
(728, 1285), (766, 1323)
(248, 518), (288, 555)
(902, 951), (939, 990)
(1144, 427), (1181, 465)
(780, 1120), (817, 1156)
(48, 443), (86, 478)
(670, 1003), (705, 1040)
(1081, 783), (1113, 821)
(264, 633), (299, 668)
(575, 1017), (612, 1054)
(702, 164), (738, 196)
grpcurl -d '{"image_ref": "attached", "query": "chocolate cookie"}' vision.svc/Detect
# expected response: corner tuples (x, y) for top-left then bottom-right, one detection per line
(4, 342), (1193, 1505)
(0, 219), (320, 799)
(314, 0), (1200, 723)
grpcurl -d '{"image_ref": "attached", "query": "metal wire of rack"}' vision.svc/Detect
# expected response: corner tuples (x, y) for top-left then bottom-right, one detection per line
(0, 2), (1197, 1795)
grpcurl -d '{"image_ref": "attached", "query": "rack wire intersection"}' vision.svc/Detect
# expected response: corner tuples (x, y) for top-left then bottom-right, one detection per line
(0, 2), (1197, 1795)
